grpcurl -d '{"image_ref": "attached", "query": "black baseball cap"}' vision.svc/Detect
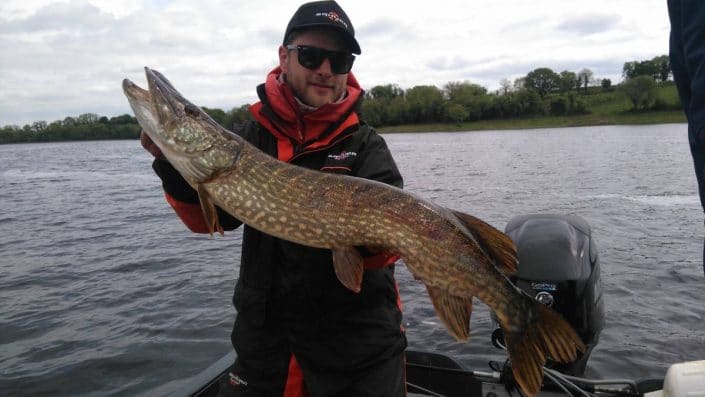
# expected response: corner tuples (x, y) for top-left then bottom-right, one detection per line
(283, 1), (361, 54)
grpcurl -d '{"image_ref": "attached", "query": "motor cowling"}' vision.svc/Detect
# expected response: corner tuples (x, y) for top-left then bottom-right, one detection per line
(500, 214), (605, 376)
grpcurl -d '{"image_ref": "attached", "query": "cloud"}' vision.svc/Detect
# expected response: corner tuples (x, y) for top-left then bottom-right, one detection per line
(0, 0), (672, 126)
(427, 56), (474, 72)
(0, 2), (114, 34)
(554, 14), (621, 35)
(358, 18), (402, 37)
(0, 1), (280, 125)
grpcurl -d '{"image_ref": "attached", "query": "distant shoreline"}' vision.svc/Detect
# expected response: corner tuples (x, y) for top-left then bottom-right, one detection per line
(0, 110), (688, 145)
(378, 110), (686, 134)
(2, 82), (688, 143)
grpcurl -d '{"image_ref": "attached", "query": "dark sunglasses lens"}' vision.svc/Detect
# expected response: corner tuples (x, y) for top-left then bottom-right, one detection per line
(328, 53), (354, 74)
(297, 47), (325, 69)
(297, 46), (353, 74)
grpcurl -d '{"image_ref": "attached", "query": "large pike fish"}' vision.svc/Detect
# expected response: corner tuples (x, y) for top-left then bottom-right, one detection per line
(123, 67), (584, 396)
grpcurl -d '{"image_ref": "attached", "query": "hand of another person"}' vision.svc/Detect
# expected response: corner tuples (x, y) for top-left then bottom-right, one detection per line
(140, 130), (165, 159)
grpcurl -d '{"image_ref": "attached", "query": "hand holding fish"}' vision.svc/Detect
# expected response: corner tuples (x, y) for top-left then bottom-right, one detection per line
(140, 130), (164, 159)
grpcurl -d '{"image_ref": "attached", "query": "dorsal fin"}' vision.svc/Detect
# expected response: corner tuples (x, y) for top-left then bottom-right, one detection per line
(451, 210), (518, 276)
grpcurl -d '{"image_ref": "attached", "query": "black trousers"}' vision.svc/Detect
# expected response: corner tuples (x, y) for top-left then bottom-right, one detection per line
(216, 350), (406, 397)
(217, 295), (406, 397)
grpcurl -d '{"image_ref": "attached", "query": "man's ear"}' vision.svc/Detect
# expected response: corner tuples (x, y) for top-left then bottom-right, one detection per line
(279, 45), (289, 73)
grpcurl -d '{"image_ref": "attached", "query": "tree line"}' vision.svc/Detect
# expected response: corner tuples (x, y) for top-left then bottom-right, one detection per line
(361, 55), (677, 126)
(0, 114), (141, 144)
(0, 55), (678, 144)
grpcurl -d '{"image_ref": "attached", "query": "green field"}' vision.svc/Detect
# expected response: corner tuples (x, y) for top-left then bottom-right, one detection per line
(379, 85), (687, 134)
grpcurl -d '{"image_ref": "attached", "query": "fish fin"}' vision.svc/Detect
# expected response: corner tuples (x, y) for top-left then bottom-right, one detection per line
(426, 285), (473, 341)
(502, 299), (586, 397)
(196, 184), (224, 236)
(332, 247), (364, 293)
(451, 210), (518, 276)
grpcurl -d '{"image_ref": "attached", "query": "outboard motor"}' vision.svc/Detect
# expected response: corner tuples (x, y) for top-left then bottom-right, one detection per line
(495, 214), (604, 376)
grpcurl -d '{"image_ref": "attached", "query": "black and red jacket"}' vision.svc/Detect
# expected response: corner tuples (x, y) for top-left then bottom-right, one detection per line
(151, 68), (407, 395)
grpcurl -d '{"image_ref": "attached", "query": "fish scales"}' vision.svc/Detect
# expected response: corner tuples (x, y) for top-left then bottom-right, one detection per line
(205, 142), (507, 302)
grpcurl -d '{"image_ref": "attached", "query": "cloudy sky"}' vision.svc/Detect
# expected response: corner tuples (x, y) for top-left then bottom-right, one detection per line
(0, 0), (671, 126)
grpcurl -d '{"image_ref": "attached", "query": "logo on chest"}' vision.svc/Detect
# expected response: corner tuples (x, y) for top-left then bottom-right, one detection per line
(322, 151), (357, 173)
(327, 151), (357, 161)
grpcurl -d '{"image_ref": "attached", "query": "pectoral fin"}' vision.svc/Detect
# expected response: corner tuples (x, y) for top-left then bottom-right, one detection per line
(197, 183), (224, 236)
(332, 247), (364, 293)
(451, 210), (518, 276)
(426, 285), (473, 341)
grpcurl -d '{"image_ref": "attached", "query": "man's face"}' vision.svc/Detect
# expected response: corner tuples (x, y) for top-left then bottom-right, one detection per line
(279, 29), (350, 108)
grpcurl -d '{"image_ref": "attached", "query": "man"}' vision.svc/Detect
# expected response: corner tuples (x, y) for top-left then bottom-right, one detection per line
(668, 0), (705, 276)
(142, 1), (407, 395)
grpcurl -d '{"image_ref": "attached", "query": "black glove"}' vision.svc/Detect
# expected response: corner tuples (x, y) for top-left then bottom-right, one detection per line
(152, 158), (199, 203)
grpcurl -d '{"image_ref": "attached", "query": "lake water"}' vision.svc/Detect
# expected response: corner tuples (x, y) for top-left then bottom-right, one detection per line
(1, 124), (704, 396)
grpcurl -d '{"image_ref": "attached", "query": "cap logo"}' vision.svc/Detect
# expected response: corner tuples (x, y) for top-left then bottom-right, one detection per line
(315, 11), (348, 29)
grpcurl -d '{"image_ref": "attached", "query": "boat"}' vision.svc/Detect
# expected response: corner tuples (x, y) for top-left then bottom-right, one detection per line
(181, 214), (704, 397)
(185, 349), (703, 397)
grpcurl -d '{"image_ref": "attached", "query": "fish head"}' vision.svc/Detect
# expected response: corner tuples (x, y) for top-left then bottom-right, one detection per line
(123, 67), (243, 184)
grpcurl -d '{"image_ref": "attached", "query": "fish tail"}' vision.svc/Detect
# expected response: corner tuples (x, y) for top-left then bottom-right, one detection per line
(502, 300), (586, 397)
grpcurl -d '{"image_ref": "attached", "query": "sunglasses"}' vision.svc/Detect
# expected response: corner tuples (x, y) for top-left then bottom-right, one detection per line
(285, 45), (355, 75)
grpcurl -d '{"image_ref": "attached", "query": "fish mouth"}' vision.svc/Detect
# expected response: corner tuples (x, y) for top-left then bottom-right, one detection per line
(122, 67), (241, 184)
(122, 67), (188, 128)
(122, 76), (164, 148)
(122, 70), (196, 162)
(122, 78), (149, 105)
(144, 67), (188, 119)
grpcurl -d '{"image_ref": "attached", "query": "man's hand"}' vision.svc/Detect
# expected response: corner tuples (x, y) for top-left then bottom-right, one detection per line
(140, 130), (165, 159)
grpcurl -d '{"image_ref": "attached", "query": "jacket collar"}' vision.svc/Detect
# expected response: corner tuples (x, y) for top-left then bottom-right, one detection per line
(249, 67), (362, 161)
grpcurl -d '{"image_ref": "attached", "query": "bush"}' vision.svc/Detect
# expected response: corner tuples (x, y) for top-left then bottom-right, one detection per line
(619, 75), (658, 110)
